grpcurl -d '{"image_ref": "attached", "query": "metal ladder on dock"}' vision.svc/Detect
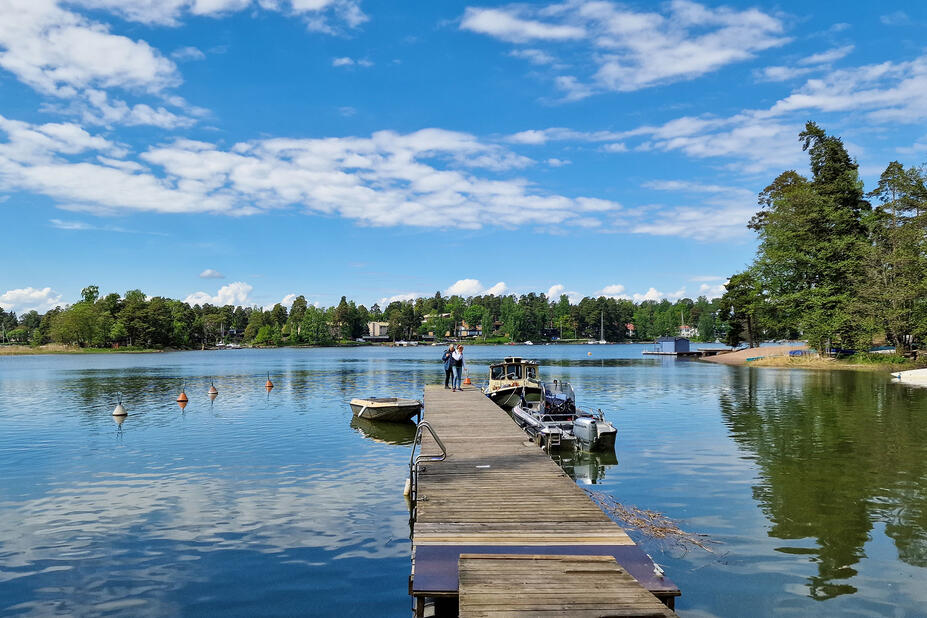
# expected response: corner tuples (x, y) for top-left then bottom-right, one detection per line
(408, 420), (446, 523)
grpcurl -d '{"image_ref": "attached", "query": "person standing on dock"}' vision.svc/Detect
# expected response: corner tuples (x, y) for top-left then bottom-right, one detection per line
(442, 344), (455, 389)
(451, 345), (465, 391)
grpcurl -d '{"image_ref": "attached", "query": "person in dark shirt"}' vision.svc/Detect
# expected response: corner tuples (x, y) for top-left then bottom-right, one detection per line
(442, 344), (455, 389)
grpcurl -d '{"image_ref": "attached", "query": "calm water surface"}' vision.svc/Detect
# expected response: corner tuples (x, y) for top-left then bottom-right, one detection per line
(1, 345), (925, 616)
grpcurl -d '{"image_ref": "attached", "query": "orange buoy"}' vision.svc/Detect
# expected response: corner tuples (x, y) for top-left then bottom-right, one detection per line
(208, 382), (218, 396)
(178, 399), (188, 410)
(265, 373), (274, 389)
(177, 390), (188, 403)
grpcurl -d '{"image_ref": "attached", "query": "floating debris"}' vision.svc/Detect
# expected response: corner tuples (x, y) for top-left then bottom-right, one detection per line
(587, 490), (717, 553)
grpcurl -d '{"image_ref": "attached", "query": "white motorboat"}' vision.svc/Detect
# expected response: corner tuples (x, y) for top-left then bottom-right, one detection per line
(349, 397), (422, 422)
(892, 368), (927, 386)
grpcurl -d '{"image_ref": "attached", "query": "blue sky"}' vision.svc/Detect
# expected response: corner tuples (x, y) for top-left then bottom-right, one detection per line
(1, 0), (926, 313)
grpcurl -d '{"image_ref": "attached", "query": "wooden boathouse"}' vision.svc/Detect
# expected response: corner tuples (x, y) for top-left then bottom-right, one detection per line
(408, 385), (680, 617)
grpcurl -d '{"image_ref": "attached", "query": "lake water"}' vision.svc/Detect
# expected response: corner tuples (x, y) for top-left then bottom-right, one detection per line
(0, 345), (925, 616)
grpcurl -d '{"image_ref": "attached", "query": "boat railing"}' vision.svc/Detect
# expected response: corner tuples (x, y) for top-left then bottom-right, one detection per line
(408, 420), (447, 518)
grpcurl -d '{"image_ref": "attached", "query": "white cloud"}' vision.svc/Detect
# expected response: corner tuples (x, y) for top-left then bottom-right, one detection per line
(332, 56), (373, 67)
(462, 0), (789, 98)
(594, 283), (687, 302)
(689, 275), (725, 282)
(483, 281), (508, 296)
(601, 142), (627, 153)
(184, 281), (253, 306)
(0, 286), (63, 313)
(546, 157), (569, 167)
(199, 269), (225, 279)
(630, 112), (804, 174)
(460, 7), (585, 43)
(0, 116), (621, 228)
(506, 127), (627, 145)
(768, 55), (927, 123)
(798, 45), (854, 66)
(338, 106), (357, 116)
(631, 287), (687, 302)
(508, 48), (557, 65)
(880, 11), (910, 26)
(171, 46), (205, 61)
(631, 181), (757, 241)
(445, 279), (483, 296)
(596, 284), (626, 298)
(278, 293), (298, 308)
(546, 284), (581, 303)
(70, 0), (366, 30)
(697, 282), (726, 298)
(754, 65), (816, 83)
(445, 279), (507, 296)
(0, 0), (180, 96)
(377, 292), (422, 305)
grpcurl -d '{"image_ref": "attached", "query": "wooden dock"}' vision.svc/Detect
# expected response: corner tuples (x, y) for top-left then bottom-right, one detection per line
(410, 385), (679, 617)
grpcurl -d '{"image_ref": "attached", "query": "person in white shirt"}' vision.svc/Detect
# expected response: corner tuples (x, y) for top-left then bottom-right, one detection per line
(451, 345), (465, 391)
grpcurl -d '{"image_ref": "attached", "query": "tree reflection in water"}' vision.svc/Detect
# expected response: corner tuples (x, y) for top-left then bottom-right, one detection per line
(719, 368), (927, 600)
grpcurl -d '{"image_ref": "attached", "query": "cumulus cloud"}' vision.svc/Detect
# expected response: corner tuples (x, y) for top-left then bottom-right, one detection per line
(461, 0), (789, 98)
(594, 283), (686, 302)
(597, 284), (626, 297)
(0, 0), (180, 97)
(445, 279), (507, 296)
(184, 281), (253, 306)
(631, 287), (687, 302)
(0, 286), (63, 313)
(377, 292), (422, 305)
(546, 284), (582, 303)
(0, 116), (622, 228)
(198, 269), (225, 279)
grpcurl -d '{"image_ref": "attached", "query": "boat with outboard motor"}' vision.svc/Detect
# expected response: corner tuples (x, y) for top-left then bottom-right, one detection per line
(511, 380), (617, 452)
(484, 357), (543, 411)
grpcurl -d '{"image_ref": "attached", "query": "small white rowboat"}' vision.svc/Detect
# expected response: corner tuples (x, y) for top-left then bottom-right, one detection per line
(349, 397), (421, 422)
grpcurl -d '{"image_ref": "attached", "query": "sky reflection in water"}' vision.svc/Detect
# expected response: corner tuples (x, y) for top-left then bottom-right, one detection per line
(0, 346), (925, 616)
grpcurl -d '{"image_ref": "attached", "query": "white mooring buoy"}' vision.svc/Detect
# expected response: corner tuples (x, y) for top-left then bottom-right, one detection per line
(112, 399), (127, 416)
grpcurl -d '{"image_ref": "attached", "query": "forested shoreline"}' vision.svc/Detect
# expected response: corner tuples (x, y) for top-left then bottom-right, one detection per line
(0, 286), (723, 350)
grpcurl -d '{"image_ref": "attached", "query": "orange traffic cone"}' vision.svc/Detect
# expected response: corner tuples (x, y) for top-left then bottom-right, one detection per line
(463, 370), (472, 386)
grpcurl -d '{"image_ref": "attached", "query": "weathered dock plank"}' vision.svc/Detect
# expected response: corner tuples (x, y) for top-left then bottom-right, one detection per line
(410, 384), (679, 616)
(458, 554), (676, 618)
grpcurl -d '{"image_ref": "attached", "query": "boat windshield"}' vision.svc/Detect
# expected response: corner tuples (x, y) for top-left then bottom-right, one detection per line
(545, 380), (575, 402)
(505, 364), (522, 379)
(490, 365), (505, 380)
(526, 365), (537, 379)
